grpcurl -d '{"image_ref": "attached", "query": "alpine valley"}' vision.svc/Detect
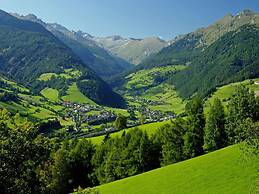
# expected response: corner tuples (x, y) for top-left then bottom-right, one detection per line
(0, 7), (259, 194)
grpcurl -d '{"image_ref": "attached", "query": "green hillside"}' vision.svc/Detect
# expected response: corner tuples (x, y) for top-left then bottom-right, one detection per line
(119, 65), (187, 114)
(0, 74), (68, 124)
(205, 77), (259, 113)
(97, 145), (258, 194)
(62, 82), (96, 104)
(41, 88), (59, 102)
(171, 24), (259, 99)
(0, 9), (125, 108)
(141, 24), (259, 100)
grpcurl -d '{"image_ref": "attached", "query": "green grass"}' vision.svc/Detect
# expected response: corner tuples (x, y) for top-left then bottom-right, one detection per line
(0, 100), (56, 120)
(89, 120), (172, 144)
(30, 106), (56, 119)
(105, 107), (130, 117)
(62, 82), (96, 105)
(98, 145), (259, 194)
(20, 94), (43, 104)
(144, 83), (186, 114)
(38, 69), (81, 81)
(64, 68), (81, 77)
(0, 76), (29, 92)
(0, 101), (28, 114)
(205, 78), (259, 114)
(38, 73), (58, 81)
(125, 65), (186, 90)
(41, 88), (59, 102)
(123, 65), (186, 114)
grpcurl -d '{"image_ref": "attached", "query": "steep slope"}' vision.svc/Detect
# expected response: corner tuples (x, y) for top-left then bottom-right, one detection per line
(142, 10), (259, 68)
(197, 9), (259, 46)
(12, 13), (133, 80)
(140, 32), (203, 69)
(172, 24), (259, 98)
(94, 35), (167, 65)
(0, 10), (125, 107)
(97, 145), (258, 194)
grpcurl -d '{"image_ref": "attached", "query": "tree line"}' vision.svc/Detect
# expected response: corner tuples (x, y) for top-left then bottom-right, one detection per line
(0, 85), (258, 194)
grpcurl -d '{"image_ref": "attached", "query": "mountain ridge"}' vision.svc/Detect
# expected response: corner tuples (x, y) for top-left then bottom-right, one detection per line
(93, 35), (168, 65)
(12, 13), (134, 80)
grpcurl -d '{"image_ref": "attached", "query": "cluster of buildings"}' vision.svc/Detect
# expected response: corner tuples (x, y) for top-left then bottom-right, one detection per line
(82, 111), (117, 125)
(61, 101), (101, 113)
(140, 107), (176, 123)
(62, 100), (176, 136)
(62, 101), (117, 130)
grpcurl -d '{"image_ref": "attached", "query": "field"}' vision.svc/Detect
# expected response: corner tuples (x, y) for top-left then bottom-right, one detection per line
(0, 76), (29, 92)
(41, 87), (59, 102)
(97, 145), (259, 194)
(0, 75), (67, 123)
(143, 83), (186, 114)
(89, 119), (172, 144)
(38, 73), (58, 81)
(38, 69), (81, 81)
(125, 65), (186, 90)
(62, 82), (96, 105)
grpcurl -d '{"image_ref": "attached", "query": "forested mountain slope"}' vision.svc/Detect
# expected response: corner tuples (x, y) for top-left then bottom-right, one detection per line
(0, 10), (125, 107)
(142, 10), (259, 68)
(172, 24), (259, 98)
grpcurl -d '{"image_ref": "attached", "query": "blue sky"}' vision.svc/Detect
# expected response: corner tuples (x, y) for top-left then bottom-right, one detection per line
(0, 0), (258, 39)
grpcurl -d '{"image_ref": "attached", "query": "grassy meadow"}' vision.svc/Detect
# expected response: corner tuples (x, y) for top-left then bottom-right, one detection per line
(62, 82), (96, 105)
(97, 145), (259, 194)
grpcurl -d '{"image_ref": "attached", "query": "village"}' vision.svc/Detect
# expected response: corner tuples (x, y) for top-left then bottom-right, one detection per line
(60, 99), (176, 137)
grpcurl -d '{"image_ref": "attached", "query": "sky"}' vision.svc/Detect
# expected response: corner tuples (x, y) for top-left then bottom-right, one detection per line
(0, 0), (258, 40)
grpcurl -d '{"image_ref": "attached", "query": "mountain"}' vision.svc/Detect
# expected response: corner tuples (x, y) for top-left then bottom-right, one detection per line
(12, 13), (134, 80)
(137, 10), (259, 98)
(172, 24), (259, 98)
(0, 9), (125, 107)
(13, 13), (166, 69)
(94, 35), (168, 65)
(142, 9), (259, 68)
(195, 9), (259, 46)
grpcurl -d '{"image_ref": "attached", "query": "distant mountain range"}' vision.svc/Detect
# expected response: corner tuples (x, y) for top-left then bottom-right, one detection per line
(93, 35), (168, 65)
(12, 13), (168, 71)
(12, 13), (134, 80)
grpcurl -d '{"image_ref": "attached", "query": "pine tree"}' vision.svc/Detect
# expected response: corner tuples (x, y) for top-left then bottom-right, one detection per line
(183, 97), (205, 158)
(226, 85), (257, 144)
(204, 98), (226, 152)
(114, 115), (127, 130)
(69, 139), (95, 189)
(156, 118), (186, 166)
